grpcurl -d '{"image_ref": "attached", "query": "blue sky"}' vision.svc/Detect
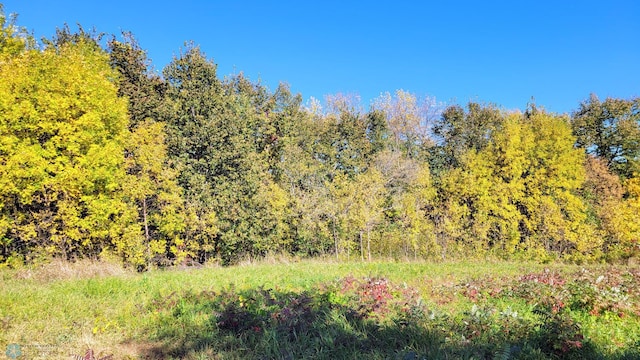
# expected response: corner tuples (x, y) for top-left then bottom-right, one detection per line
(3, 0), (639, 114)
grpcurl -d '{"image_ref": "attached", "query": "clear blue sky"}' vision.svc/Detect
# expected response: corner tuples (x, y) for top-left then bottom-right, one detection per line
(3, 0), (639, 114)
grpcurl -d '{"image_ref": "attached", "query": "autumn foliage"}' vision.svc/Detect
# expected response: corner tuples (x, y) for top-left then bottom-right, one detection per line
(1, 7), (639, 267)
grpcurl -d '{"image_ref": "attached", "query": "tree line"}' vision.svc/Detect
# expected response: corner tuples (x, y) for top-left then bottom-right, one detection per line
(1, 7), (639, 268)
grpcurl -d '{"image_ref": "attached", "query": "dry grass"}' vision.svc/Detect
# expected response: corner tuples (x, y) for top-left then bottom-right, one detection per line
(235, 252), (304, 267)
(13, 258), (130, 282)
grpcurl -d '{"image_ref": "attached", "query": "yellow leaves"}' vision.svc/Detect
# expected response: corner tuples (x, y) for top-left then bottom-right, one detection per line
(0, 42), (128, 158)
(116, 118), (197, 266)
(0, 142), (48, 202)
(117, 223), (145, 265)
(591, 175), (640, 258)
(0, 213), (9, 236)
(154, 194), (188, 236)
(412, 165), (436, 203)
(435, 110), (596, 258)
(149, 239), (167, 255)
(511, 113), (590, 255)
(0, 8), (33, 59)
(324, 167), (389, 257)
(126, 121), (167, 174)
(242, 177), (292, 253)
(259, 179), (289, 215)
(0, 39), (134, 261)
(492, 115), (530, 187)
(528, 114), (585, 190)
(626, 176), (640, 198)
(124, 120), (177, 202)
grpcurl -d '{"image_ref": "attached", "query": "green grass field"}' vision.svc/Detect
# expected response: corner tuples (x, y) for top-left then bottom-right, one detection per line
(1, 259), (639, 359)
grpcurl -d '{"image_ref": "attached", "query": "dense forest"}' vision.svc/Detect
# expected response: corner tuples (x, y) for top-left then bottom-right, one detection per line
(1, 7), (639, 268)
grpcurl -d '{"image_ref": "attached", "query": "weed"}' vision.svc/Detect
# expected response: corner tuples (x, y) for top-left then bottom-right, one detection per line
(71, 348), (114, 360)
(1, 260), (639, 359)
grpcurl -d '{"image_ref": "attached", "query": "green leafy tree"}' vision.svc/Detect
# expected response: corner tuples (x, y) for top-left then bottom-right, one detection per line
(432, 102), (503, 169)
(108, 33), (167, 129)
(318, 94), (371, 177)
(275, 111), (334, 256)
(162, 45), (228, 262)
(107, 33), (191, 267)
(571, 94), (640, 179)
(42, 23), (103, 50)
(163, 45), (293, 263)
(365, 109), (390, 156)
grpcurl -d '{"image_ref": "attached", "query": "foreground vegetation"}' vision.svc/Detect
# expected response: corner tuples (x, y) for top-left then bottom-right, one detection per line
(1, 259), (640, 359)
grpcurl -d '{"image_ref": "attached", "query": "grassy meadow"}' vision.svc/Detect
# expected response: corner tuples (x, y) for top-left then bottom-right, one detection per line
(1, 259), (640, 359)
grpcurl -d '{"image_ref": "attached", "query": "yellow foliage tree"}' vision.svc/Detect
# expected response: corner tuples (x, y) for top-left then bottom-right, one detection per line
(123, 120), (191, 267)
(0, 39), (134, 262)
(436, 110), (598, 259)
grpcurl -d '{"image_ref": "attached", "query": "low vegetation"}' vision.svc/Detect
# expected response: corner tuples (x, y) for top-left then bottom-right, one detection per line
(1, 259), (639, 359)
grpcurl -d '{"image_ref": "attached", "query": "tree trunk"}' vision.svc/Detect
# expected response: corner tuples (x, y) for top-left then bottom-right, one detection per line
(359, 230), (364, 261)
(143, 197), (150, 265)
(367, 227), (371, 262)
(332, 220), (339, 260)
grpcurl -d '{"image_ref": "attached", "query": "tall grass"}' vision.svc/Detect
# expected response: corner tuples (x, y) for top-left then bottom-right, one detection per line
(1, 259), (639, 359)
